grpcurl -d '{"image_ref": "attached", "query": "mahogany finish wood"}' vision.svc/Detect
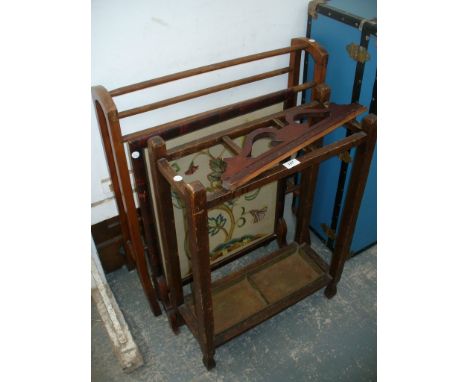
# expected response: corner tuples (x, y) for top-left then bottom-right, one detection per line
(221, 103), (366, 190)
(180, 234), (277, 285)
(92, 38), (329, 320)
(109, 43), (308, 97)
(183, 181), (216, 370)
(92, 96), (135, 271)
(147, 136), (184, 332)
(92, 86), (161, 317)
(220, 136), (242, 155)
(123, 81), (317, 146)
(165, 101), (319, 161)
(324, 114), (377, 298)
(118, 67), (291, 119)
(206, 132), (367, 209)
(184, 243), (331, 347)
(128, 141), (162, 289)
(93, 39), (377, 370)
(150, 108), (376, 369)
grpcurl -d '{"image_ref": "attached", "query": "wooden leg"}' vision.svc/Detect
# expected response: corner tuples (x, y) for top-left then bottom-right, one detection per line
(274, 178), (288, 247)
(294, 160), (320, 245)
(184, 181), (216, 370)
(93, 93), (161, 317)
(148, 137), (184, 333)
(94, 100), (135, 271)
(325, 114), (377, 298)
(203, 355), (216, 370)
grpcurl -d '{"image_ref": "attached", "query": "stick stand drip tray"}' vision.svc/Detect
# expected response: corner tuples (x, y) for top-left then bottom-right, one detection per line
(180, 242), (331, 347)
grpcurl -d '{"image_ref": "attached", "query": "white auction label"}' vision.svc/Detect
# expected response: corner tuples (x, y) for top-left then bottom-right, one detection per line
(173, 175), (183, 182)
(283, 158), (300, 169)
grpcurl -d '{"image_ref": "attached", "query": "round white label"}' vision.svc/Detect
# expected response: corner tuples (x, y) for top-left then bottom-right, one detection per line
(173, 175), (183, 182)
(131, 151), (140, 159)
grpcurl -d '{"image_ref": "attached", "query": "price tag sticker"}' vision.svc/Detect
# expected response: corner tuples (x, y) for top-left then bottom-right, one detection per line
(283, 158), (300, 169)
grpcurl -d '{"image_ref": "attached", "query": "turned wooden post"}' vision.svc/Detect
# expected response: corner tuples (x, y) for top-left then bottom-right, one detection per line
(325, 114), (377, 298)
(184, 181), (216, 370)
(147, 136), (184, 332)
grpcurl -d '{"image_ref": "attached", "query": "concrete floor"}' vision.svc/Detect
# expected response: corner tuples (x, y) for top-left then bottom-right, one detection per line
(92, 203), (377, 381)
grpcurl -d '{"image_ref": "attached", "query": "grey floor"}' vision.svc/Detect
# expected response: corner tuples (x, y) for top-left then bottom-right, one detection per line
(92, 202), (377, 382)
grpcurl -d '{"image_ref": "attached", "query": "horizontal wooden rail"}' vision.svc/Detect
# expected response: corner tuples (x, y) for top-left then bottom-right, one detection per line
(221, 136), (242, 155)
(206, 131), (367, 209)
(157, 158), (188, 198)
(165, 101), (319, 161)
(118, 67), (291, 119)
(155, 130), (367, 209)
(123, 81), (317, 146)
(109, 43), (308, 97)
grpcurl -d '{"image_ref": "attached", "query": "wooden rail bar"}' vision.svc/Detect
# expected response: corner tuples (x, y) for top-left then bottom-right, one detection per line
(156, 128), (364, 214)
(109, 43), (308, 97)
(180, 234), (277, 286)
(206, 131), (367, 209)
(272, 118), (286, 128)
(118, 67), (291, 119)
(156, 159), (188, 198)
(164, 100), (320, 161)
(221, 136), (242, 155)
(123, 81), (316, 146)
(345, 119), (362, 132)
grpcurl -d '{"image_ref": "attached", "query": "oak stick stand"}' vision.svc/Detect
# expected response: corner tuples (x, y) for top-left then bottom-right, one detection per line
(149, 103), (377, 369)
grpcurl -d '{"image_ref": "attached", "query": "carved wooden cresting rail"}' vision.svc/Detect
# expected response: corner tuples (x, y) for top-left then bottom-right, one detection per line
(221, 103), (365, 190)
(91, 38), (329, 319)
(149, 102), (377, 369)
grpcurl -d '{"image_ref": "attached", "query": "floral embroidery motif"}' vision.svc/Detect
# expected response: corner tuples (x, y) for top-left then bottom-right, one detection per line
(206, 157), (227, 192)
(178, 149), (228, 193)
(169, 144), (270, 269)
(210, 234), (265, 261)
(171, 162), (180, 173)
(208, 213), (227, 236)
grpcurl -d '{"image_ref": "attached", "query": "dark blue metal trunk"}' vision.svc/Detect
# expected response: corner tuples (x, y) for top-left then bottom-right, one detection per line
(303, 0), (377, 255)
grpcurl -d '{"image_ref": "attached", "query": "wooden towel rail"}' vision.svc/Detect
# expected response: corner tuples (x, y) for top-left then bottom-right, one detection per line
(91, 37), (328, 320)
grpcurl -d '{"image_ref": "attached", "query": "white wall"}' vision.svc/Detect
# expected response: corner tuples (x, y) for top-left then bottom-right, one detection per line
(91, 0), (309, 224)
